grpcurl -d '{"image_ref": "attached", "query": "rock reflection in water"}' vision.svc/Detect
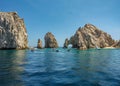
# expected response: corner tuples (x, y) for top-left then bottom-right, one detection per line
(0, 50), (26, 86)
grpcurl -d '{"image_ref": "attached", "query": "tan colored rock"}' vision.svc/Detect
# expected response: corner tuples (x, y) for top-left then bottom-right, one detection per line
(0, 12), (28, 49)
(113, 40), (120, 48)
(44, 32), (58, 48)
(37, 39), (42, 49)
(69, 24), (115, 50)
(63, 38), (69, 48)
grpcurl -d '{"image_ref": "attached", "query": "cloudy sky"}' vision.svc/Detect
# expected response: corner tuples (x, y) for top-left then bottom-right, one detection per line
(0, 0), (120, 46)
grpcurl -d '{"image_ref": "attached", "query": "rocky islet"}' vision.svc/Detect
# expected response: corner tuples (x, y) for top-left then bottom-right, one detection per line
(37, 39), (42, 49)
(44, 32), (58, 48)
(66, 24), (115, 50)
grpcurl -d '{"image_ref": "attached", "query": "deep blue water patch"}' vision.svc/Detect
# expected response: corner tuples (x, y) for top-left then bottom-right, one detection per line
(0, 48), (120, 86)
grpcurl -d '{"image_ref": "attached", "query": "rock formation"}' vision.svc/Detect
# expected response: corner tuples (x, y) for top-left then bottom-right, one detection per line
(0, 12), (28, 49)
(44, 32), (58, 48)
(68, 24), (115, 50)
(63, 38), (69, 48)
(37, 39), (42, 48)
(113, 40), (120, 48)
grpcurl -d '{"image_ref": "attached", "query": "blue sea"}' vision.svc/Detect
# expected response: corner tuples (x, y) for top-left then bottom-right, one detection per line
(0, 48), (120, 86)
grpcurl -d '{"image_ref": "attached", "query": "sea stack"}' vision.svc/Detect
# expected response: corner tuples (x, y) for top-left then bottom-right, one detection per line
(44, 32), (58, 48)
(37, 39), (42, 49)
(0, 12), (28, 49)
(63, 38), (69, 48)
(69, 24), (115, 50)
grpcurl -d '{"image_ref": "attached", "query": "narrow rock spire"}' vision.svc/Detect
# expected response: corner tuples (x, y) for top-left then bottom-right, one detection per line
(63, 38), (69, 48)
(37, 39), (42, 49)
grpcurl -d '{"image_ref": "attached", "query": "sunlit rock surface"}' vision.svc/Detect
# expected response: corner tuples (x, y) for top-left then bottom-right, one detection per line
(63, 38), (69, 48)
(69, 24), (115, 50)
(0, 12), (28, 49)
(37, 39), (42, 49)
(44, 32), (58, 48)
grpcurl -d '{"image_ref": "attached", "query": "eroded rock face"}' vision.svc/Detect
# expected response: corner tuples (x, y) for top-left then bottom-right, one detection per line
(63, 38), (69, 48)
(113, 40), (120, 48)
(69, 24), (115, 50)
(37, 39), (42, 49)
(44, 32), (58, 48)
(0, 12), (28, 49)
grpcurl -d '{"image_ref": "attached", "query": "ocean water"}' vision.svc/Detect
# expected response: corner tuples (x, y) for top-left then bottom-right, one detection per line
(0, 48), (120, 86)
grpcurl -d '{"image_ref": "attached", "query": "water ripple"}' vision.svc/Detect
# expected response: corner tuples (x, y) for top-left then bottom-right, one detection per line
(0, 49), (120, 86)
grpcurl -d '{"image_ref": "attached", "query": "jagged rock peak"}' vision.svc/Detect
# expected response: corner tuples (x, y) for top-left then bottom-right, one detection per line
(77, 24), (100, 32)
(69, 24), (115, 50)
(84, 24), (97, 28)
(44, 32), (58, 48)
(0, 12), (28, 49)
(37, 39), (42, 49)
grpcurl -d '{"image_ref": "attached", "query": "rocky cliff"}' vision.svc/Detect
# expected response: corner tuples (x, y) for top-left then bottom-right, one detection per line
(68, 24), (115, 50)
(0, 12), (28, 49)
(37, 39), (42, 48)
(44, 32), (58, 48)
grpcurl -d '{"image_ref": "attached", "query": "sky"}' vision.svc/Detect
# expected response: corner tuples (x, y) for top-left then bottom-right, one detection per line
(0, 0), (120, 47)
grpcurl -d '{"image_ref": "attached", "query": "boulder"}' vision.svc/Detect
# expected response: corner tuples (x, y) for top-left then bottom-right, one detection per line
(44, 32), (58, 48)
(0, 12), (28, 49)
